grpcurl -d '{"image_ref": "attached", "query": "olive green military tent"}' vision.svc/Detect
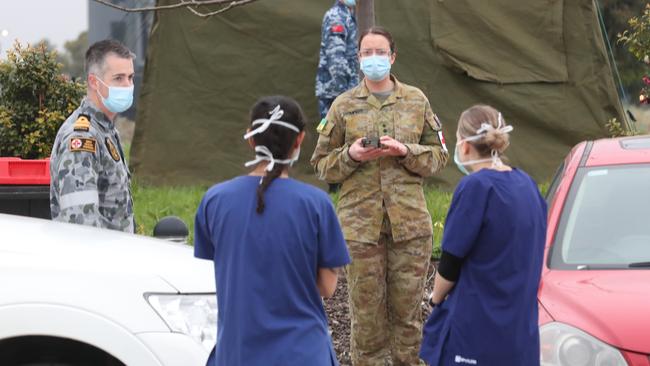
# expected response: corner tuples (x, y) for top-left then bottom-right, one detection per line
(131, 0), (626, 187)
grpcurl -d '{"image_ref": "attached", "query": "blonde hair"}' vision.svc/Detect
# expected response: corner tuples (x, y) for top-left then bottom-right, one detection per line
(458, 104), (510, 156)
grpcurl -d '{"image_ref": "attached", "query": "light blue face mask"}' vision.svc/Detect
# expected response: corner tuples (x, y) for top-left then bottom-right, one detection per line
(454, 113), (514, 175)
(455, 133), (511, 175)
(95, 76), (134, 113)
(453, 145), (470, 176)
(360, 55), (391, 81)
(342, 0), (356, 6)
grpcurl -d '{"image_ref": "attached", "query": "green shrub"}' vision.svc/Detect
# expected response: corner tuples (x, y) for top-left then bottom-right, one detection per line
(606, 117), (638, 137)
(0, 41), (85, 158)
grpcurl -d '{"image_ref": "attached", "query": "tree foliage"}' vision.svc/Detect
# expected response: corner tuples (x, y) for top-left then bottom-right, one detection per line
(618, 3), (650, 62)
(61, 31), (88, 80)
(618, 3), (650, 106)
(0, 41), (85, 158)
(35, 31), (87, 80)
(598, 0), (647, 101)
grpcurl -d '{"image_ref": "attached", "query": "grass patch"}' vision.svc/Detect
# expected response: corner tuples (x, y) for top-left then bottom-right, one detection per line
(132, 179), (543, 258)
(425, 187), (453, 258)
(132, 181), (206, 244)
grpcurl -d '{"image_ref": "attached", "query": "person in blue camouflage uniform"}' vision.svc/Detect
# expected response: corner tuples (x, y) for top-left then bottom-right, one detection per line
(316, 0), (360, 120)
(50, 40), (136, 233)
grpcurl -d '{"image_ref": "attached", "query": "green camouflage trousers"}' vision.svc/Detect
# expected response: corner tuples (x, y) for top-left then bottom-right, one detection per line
(347, 233), (431, 366)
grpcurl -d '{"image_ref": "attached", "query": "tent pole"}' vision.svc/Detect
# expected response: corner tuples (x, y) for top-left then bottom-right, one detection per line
(594, 0), (634, 132)
(357, 0), (375, 34)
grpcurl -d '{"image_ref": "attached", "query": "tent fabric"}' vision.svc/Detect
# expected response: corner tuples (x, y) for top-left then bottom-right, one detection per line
(131, 0), (625, 188)
(429, 0), (568, 83)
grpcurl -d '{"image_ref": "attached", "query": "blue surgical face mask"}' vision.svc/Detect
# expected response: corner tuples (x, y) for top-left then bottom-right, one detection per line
(342, 0), (356, 6)
(95, 76), (134, 113)
(360, 55), (391, 81)
(454, 139), (497, 175)
(454, 144), (470, 176)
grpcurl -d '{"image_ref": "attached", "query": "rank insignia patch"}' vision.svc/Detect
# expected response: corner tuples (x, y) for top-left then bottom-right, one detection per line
(73, 114), (91, 132)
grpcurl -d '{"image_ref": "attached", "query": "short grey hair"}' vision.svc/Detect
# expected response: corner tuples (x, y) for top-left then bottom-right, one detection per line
(85, 39), (136, 76)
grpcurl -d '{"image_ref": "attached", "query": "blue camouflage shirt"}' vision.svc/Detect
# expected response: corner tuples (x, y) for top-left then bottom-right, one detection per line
(50, 98), (134, 233)
(315, 1), (359, 99)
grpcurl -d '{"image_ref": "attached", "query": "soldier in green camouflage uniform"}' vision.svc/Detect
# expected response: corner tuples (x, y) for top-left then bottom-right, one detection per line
(50, 40), (135, 233)
(310, 27), (448, 366)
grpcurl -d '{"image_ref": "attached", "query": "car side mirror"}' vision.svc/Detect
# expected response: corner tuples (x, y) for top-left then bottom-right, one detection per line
(153, 216), (189, 243)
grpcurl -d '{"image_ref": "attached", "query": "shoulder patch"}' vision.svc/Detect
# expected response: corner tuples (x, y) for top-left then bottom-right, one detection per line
(69, 137), (96, 153)
(437, 130), (448, 153)
(105, 138), (121, 162)
(316, 118), (328, 133)
(330, 24), (345, 34)
(73, 114), (91, 132)
(317, 118), (335, 136)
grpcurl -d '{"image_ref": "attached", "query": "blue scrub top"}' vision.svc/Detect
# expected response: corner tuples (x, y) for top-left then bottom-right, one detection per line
(420, 168), (546, 366)
(194, 176), (351, 366)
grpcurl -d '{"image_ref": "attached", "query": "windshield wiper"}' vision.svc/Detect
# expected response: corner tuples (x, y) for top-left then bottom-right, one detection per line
(628, 261), (650, 268)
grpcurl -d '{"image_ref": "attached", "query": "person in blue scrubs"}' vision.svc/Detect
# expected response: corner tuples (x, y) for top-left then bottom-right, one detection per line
(419, 105), (547, 366)
(194, 95), (351, 366)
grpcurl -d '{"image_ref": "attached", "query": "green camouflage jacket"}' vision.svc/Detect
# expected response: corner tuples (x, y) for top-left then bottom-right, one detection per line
(310, 76), (448, 243)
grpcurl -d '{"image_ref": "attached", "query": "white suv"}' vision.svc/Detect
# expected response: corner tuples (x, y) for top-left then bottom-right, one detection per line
(0, 214), (216, 366)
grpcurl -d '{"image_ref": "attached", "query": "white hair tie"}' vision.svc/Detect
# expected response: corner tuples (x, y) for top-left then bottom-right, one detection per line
(475, 113), (513, 135)
(243, 105), (300, 140)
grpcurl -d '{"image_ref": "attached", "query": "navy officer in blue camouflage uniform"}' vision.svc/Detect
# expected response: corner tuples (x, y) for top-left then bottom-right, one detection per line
(50, 39), (135, 233)
(316, 0), (360, 120)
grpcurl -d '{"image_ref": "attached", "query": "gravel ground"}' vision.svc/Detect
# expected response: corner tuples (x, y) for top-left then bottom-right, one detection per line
(324, 260), (437, 366)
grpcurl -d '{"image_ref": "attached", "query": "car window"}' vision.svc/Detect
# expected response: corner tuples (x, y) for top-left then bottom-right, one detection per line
(550, 164), (650, 269)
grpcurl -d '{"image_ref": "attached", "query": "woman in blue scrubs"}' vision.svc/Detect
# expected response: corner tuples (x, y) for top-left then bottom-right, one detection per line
(419, 105), (547, 366)
(194, 96), (351, 366)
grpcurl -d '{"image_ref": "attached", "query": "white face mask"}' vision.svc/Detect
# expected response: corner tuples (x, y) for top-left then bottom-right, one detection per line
(245, 145), (299, 172)
(290, 146), (300, 167)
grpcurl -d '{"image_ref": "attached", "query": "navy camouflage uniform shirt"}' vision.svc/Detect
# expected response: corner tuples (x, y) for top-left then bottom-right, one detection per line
(50, 98), (135, 233)
(315, 1), (360, 99)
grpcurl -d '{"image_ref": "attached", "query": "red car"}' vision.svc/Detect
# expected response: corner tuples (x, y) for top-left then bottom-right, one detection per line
(539, 136), (650, 366)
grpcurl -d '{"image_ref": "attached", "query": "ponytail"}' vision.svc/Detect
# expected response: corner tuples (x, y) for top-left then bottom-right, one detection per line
(256, 164), (284, 214)
(246, 96), (306, 214)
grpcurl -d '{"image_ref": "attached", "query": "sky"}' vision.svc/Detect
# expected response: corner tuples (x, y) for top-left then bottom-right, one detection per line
(0, 0), (88, 59)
